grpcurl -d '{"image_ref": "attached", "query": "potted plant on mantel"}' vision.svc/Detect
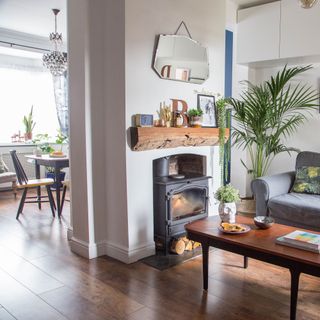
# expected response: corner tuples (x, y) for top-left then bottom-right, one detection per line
(188, 108), (203, 127)
(23, 106), (36, 141)
(215, 184), (240, 223)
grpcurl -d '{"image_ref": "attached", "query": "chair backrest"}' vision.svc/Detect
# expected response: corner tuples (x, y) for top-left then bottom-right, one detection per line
(9, 150), (28, 185)
(296, 151), (320, 169)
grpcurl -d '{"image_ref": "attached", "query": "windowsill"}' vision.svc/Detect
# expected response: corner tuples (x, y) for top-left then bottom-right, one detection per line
(0, 142), (36, 147)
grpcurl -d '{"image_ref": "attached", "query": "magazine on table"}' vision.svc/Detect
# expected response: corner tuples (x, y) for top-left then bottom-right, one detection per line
(276, 230), (320, 253)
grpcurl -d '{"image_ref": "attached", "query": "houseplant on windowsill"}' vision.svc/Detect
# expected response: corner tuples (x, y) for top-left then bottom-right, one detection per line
(188, 108), (203, 127)
(215, 184), (240, 223)
(23, 106), (36, 141)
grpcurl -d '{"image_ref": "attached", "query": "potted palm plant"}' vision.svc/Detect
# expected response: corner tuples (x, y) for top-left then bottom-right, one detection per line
(23, 106), (36, 141)
(229, 65), (319, 180)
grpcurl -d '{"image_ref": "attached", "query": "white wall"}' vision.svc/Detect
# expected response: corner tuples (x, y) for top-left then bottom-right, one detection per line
(226, 0), (249, 197)
(125, 0), (226, 260)
(68, 0), (228, 263)
(68, 0), (128, 259)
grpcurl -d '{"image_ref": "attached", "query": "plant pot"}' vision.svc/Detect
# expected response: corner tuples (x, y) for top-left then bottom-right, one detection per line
(237, 197), (256, 217)
(219, 202), (237, 223)
(24, 132), (32, 141)
(190, 116), (202, 128)
(46, 171), (66, 189)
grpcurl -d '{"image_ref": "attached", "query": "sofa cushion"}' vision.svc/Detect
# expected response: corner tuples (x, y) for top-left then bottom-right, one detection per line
(292, 166), (320, 195)
(268, 192), (320, 227)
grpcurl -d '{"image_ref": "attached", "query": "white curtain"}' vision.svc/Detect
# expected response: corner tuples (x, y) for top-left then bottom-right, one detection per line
(53, 72), (69, 137)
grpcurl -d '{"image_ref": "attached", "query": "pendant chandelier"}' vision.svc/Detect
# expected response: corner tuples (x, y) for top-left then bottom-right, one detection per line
(298, 0), (318, 8)
(43, 9), (67, 76)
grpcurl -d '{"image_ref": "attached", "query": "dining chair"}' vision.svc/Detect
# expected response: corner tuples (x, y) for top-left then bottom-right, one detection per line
(60, 180), (70, 213)
(9, 150), (56, 219)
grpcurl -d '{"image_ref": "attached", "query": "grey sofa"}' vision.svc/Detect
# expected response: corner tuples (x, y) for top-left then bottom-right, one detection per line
(251, 151), (320, 232)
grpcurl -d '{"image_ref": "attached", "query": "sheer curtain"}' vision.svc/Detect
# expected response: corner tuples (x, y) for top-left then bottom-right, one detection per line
(53, 72), (69, 137)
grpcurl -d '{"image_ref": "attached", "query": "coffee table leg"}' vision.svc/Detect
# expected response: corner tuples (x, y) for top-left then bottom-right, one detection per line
(202, 243), (209, 291)
(289, 268), (300, 320)
(244, 256), (248, 269)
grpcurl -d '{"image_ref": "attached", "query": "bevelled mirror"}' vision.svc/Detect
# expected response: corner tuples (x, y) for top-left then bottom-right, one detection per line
(153, 35), (209, 84)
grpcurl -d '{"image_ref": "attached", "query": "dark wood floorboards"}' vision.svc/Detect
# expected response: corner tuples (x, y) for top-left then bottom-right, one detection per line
(0, 190), (319, 319)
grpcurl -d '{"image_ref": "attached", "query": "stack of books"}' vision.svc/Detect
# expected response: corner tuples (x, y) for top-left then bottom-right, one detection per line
(276, 230), (320, 253)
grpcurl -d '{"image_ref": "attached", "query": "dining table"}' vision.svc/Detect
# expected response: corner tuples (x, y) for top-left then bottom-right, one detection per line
(25, 154), (69, 218)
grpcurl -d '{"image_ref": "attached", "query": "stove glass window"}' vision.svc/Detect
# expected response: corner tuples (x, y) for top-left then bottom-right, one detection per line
(170, 188), (206, 220)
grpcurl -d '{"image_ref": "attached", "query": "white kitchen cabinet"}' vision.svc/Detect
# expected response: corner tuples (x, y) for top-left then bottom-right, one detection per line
(237, 1), (280, 64)
(280, 0), (320, 58)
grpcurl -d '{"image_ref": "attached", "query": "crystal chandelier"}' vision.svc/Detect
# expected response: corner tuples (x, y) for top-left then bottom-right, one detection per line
(43, 9), (67, 76)
(299, 0), (318, 8)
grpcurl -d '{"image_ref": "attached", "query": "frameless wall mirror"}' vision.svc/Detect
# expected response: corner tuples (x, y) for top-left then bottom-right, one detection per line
(153, 34), (209, 84)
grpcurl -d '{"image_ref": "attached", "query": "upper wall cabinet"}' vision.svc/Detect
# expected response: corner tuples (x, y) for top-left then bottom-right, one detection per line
(237, 2), (280, 64)
(280, 0), (320, 58)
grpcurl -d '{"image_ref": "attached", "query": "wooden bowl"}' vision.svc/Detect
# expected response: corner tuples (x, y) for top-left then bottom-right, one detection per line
(254, 216), (274, 229)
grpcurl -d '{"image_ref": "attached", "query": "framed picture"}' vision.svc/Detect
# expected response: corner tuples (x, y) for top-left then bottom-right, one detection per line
(197, 94), (217, 127)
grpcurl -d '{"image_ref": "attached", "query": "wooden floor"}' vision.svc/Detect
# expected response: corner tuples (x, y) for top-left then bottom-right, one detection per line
(0, 190), (319, 320)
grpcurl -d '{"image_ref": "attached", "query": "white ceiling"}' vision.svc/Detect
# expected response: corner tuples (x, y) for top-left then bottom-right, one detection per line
(0, 0), (67, 38)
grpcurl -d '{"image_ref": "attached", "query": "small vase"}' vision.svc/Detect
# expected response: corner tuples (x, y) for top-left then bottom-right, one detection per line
(219, 202), (237, 223)
(190, 116), (202, 128)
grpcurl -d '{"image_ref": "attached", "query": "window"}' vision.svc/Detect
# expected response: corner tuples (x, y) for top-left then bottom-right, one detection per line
(0, 48), (59, 143)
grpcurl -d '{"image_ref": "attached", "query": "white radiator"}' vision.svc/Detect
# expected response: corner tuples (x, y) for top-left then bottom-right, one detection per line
(1, 151), (44, 179)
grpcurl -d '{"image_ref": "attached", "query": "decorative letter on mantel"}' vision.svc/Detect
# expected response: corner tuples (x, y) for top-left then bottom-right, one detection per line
(171, 99), (188, 127)
(129, 127), (230, 151)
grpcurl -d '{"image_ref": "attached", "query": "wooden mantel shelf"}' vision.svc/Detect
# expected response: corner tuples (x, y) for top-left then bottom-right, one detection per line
(129, 127), (230, 151)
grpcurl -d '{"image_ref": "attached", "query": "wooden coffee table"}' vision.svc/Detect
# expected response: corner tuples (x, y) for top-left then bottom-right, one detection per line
(185, 216), (320, 320)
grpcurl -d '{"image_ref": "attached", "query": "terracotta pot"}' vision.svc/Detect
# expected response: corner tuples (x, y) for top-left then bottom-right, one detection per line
(24, 132), (32, 141)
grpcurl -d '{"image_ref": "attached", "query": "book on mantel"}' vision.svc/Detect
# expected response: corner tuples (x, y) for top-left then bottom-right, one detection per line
(276, 230), (320, 253)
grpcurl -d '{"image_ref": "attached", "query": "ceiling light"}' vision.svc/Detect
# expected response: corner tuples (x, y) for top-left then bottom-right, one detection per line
(299, 0), (318, 9)
(43, 9), (67, 76)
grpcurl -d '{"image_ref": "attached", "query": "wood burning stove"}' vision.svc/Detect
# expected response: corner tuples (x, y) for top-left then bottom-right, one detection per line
(153, 154), (211, 254)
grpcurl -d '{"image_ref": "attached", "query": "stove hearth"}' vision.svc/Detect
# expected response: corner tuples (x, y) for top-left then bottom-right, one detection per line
(153, 154), (211, 254)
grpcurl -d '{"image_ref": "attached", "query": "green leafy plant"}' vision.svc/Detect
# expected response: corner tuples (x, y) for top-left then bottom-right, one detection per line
(216, 97), (229, 183)
(32, 133), (54, 153)
(188, 108), (203, 117)
(215, 184), (240, 203)
(229, 65), (319, 179)
(23, 106), (36, 134)
(55, 130), (68, 151)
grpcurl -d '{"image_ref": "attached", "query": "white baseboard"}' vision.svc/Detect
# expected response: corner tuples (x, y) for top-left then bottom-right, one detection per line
(69, 236), (155, 263)
(67, 227), (73, 241)
(69, 237), (106, 259)
(104, 241), (155, 264)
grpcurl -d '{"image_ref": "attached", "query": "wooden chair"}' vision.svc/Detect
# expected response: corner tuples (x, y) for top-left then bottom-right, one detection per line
(10, 150), (56, 219)
(60, 180), (70, 213)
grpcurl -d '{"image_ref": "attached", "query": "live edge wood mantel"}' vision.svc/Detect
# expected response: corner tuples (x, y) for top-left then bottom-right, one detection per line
(129, 127), (230, 151)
